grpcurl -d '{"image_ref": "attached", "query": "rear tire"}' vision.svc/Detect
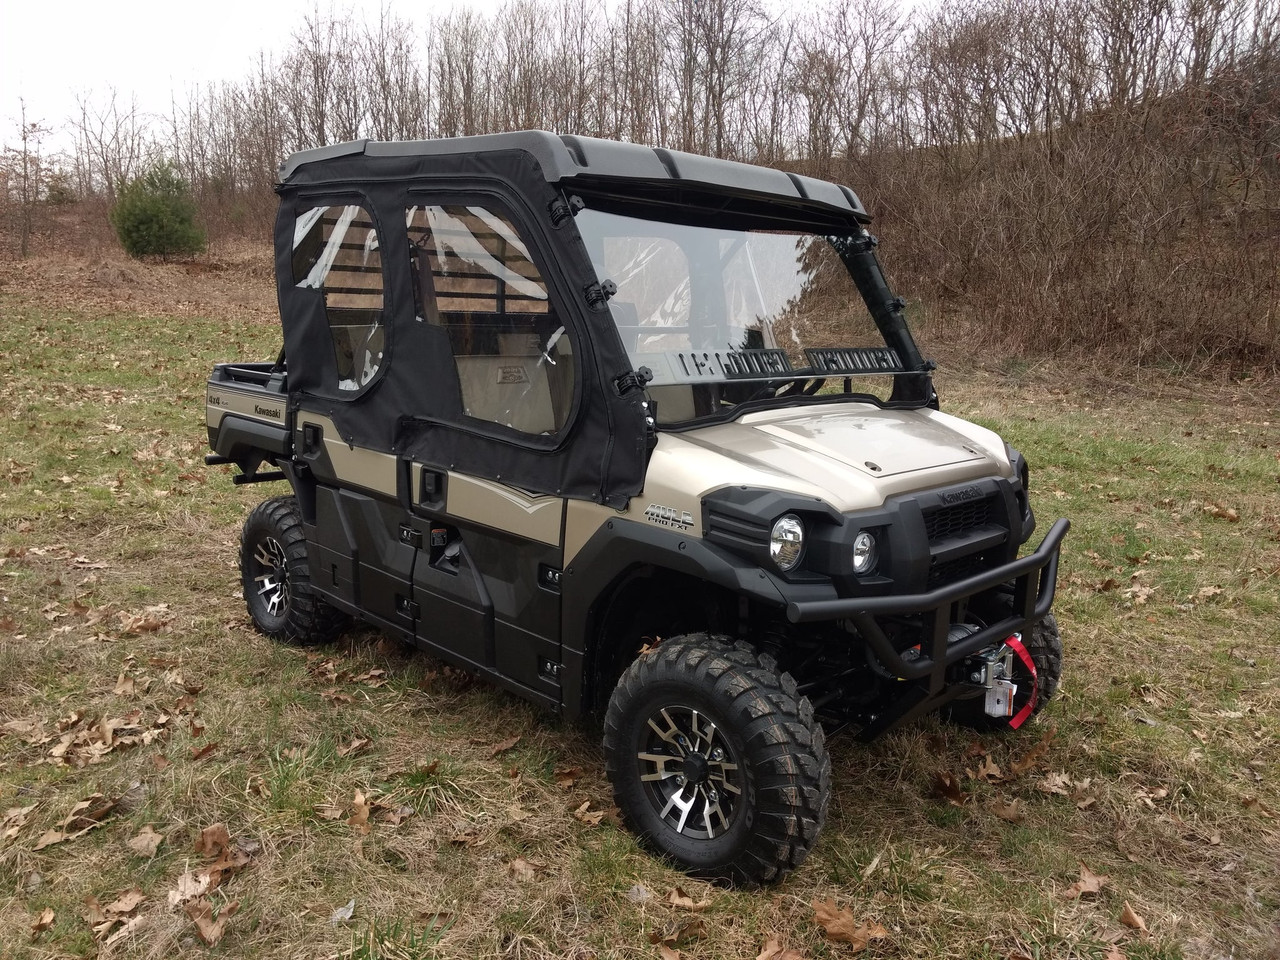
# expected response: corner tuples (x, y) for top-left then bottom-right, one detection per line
(240, 496), (347, 646)
(603, 634), (830, 885)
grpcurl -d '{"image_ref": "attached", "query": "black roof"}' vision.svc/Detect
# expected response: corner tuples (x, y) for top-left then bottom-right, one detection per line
(278, 131), (869, 223)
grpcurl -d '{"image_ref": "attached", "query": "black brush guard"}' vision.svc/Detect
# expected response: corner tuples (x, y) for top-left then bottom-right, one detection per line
(785, 518), (1070, 740)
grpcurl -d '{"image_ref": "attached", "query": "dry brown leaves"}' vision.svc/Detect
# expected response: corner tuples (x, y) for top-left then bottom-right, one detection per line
(1120, 901), (1149, 935)
(317, 790), (415, 832)
(1008, 727), (1056, 777)
(649, 916), (706, 949)
(34, 792), (121, 849)
(1242, 796), (1276, 819)
(126, 824), (164, 857)
(167, 823), (257, 909)
(184, 898), (241, 946)
(666, 886), (712, 912)
(12, 708), (171, 769)
(933, 770), (969, 806)
(756, 937), (807, 960)
(487, 735), (522, 757)
(811, 898), (888, 952)
(30, 906), (55, 939)
(1062, 863), (1108, 900)
(83, 887), (147, 946)
(506, 857), (547, 880)
(554, 765), (583, 789)
(2, 803), (37, 845)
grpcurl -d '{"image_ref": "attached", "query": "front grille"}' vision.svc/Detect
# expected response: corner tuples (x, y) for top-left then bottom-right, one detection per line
(923, 498), (992, 541)
(921, 491), (1006, 590)
(927, 552), (990, 590)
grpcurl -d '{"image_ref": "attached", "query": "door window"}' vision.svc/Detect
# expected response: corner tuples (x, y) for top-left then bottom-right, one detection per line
(293, 204), (386, 392)
(406, 204), (572, 435)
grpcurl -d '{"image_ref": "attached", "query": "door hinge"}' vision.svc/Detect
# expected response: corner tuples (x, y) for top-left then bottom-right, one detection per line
(395, 596), (420, 620)
(399, 525), (423, 549)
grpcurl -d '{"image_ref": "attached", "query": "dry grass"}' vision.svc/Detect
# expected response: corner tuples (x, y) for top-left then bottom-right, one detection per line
(1, 246), (1278, 960)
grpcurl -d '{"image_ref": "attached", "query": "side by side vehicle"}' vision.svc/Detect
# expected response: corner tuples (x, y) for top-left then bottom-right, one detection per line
(206, 131), (1068, 883)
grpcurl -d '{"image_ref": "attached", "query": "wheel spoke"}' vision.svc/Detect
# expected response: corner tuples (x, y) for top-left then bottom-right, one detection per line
(637, 752), (679, 782)
(647, 709), (684, 754)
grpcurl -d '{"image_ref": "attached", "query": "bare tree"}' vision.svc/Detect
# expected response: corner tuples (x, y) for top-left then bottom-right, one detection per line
(73, 89), (152, 199)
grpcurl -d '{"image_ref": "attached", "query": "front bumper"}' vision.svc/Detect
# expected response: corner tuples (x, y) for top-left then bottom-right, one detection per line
(786, 518), (1069, 738)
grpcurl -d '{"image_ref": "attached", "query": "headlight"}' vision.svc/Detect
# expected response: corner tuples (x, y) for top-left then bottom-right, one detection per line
(852, 530), (878, 574)
(769, 514), (805, 571)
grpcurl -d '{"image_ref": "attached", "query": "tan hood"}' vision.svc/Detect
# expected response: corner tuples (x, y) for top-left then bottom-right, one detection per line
(643, 405), (1011, 515)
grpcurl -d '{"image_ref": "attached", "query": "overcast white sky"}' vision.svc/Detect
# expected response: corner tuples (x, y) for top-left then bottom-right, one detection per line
(0, 0), (509, 153)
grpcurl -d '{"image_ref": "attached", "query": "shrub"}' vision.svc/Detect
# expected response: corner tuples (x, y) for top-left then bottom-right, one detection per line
(109, 163), (206, 258)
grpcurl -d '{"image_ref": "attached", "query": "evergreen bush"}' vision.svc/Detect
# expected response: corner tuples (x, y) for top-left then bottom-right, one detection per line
(109, 163), (206, 258)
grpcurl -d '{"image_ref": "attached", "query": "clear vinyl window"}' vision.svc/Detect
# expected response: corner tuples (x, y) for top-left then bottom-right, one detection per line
(292, 204), (385, 392)
(406, 203), (573, 435)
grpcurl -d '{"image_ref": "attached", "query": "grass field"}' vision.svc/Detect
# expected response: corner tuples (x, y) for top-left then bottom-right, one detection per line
(1, 249), (1277, 960)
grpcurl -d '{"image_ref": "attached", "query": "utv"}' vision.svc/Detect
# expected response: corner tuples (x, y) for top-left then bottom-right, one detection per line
(206, 131), (1068, 884)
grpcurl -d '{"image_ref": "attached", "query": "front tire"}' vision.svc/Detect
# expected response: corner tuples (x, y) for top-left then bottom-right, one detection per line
(240, 496), (347, 646)
(603, 635), (830, 885)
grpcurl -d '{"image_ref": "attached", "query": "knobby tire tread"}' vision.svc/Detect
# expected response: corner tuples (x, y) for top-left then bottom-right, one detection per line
(603, 633), (830, 885)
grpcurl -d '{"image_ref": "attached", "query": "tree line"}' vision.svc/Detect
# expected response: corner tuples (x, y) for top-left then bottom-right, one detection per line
(4, 0), (1278, 369)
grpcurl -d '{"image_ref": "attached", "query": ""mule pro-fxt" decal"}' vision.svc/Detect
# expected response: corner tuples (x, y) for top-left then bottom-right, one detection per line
(643, 503), (695, 530)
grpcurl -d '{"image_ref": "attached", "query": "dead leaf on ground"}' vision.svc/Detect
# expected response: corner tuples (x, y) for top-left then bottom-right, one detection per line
(756, 936), (806, 960)
(932, 770), (968, 806)
(1120, 901), (1148, 935)
(487, 735), (521, 757)
(114, 672), (135, 696)
(1203, 503), (1240, 522)
(337, 736), (372, 758)
(811, 898), (889, 951)
(968, 754), (1003, 783)
(348, 790), (372, 835)
(1062, 863), (1108, 900)
(658, 946), (681, 960)
(34, 792), (120, 849)
(167, 870), (212, 907)
(2, 803), (37, 844)
(649, 916), (706, 947)
(554, 765), (583, 789)
(506, 857), (546, 880)
(666, 886), (712, 912)
(572, 799), (606, 826)
(195, 823), (231, 857)
(127, 824), (164, 857)
(449, 827), (483, 847)
(103, 889), (145, 915)
(314, 802), (344, 821)
(190, 741), (220, 761)
(1008, 727), (1056, 777)
(30, 907), (55, 939)
(102, 915), (147, 947)
(184, 897), (240, 945)
(1242, 796), (1276, 819)
(991, 798), (1025, 823)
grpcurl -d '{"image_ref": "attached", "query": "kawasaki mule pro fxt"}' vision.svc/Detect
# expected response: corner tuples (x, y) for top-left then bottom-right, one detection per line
(205, 132), (1068, 884)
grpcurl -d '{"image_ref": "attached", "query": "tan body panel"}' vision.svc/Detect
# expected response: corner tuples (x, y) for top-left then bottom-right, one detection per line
(206, 383), (288, 432)
(296, 414), (399, 497)
(563, 402), (1015, 565)
(444, 474), (564, 546)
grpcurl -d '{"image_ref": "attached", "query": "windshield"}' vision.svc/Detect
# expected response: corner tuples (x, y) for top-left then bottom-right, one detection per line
(576, 206), (921, 423)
